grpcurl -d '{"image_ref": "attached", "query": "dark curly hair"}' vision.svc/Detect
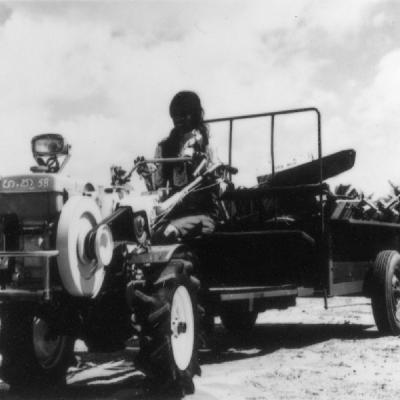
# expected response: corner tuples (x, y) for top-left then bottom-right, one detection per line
(161, 91), (209, 182)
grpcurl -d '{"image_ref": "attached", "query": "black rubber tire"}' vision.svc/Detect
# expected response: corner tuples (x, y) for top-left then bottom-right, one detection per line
(0, 302), (75, 388)
(371, 250), (400, 335)
(136, 257), (200, 396)
(220, 307), (258, 333)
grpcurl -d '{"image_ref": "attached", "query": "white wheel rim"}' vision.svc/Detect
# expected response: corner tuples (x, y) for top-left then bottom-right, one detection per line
(170, 285), (195, 371)
(57, 196), (104, 297)
(95, 224), (113, 267)
(33, 317), (66, 369)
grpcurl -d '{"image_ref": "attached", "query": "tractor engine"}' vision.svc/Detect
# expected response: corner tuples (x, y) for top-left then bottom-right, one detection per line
(0, 134), (114, 298)
(0, 173), (66, 288)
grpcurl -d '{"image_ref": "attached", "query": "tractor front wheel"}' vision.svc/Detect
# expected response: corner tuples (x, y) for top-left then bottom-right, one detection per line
(0, 303), (74, 388)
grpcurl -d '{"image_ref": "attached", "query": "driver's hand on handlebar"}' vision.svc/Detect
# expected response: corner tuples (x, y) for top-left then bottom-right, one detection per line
(134, 156), (145, 165)
(191, 151), (208, 177)
(217, 164), (238, 175)
(192, 151), (207, 162)
(134, 156), (156, 178)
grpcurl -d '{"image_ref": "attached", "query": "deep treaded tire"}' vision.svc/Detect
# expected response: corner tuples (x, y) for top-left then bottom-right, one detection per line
(371, 250), (400, 335)
(220, 307), (258, 333)
(137, 257), (200, 396)
(0, 302), (74, 387)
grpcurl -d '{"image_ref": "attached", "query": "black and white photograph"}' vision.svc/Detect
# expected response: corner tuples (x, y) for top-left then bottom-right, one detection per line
(0, 1), (400, 399)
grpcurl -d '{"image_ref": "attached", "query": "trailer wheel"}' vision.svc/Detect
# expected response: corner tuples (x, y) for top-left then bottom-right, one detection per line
(0, 303), (74, 388)
(220, 307), (258, 333)
(137, 264), (200, 396)
(371, 250), (400, 335)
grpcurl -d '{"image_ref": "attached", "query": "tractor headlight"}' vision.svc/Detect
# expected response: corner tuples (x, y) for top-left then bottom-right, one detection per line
(32, 134), (67, 157)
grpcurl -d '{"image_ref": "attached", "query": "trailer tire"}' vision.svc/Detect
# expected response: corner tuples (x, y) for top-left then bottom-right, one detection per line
(136, 261), (200, 396)
(371, 250), (400, 335)
(220, 307), (258, 333)
(0, 303), (74, 388)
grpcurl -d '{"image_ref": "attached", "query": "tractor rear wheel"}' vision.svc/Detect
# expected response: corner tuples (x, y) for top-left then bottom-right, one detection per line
(371, 250), (400, 335)
(136, 259), (200, 396)
(0, 303), (74, 388)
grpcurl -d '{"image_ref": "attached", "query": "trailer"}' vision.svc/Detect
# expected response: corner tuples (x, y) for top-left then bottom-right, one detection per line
(189, 108), (400, 335)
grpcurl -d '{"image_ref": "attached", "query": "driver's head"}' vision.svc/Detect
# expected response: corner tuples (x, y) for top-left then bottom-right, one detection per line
(169, 91), (204, 131)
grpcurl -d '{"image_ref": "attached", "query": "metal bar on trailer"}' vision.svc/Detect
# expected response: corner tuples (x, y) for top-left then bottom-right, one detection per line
(228, 119), (233, 167)
(228, 119), (233, 180)
(205, 107), (322, 179)
(209, 284), (296, 293)
(205, 107), (320, 124)
(270, 115), (275, 175)
(316, 109), (324, 234)
(334, 218), (400, 230)
(270, 114), (278, 219)
(204, 229), (316, 246)
(216, 288), (298, 302)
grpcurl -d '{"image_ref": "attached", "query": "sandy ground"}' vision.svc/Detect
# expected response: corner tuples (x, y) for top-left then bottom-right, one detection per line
(1, 296), (400, 400)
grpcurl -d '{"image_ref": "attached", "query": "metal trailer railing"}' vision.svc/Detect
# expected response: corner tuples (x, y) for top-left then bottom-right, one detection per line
(205, 107), (324, 231)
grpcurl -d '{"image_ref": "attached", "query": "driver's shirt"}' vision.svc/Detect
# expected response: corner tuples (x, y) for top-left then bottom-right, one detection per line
(151, 129), (217, 218)
(153, 129), (212, 190)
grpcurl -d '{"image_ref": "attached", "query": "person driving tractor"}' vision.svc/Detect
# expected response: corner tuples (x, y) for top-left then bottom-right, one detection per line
(139, 90), (217, 243)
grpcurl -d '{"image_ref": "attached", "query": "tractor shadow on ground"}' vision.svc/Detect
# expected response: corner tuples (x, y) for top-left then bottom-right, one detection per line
(200, 321), (380, 364)
(0, 350), (182, 400)
(0, 321), (379, 400)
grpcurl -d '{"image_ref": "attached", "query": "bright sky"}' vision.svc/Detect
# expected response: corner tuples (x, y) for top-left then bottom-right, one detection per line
(0, 0), (399, 195)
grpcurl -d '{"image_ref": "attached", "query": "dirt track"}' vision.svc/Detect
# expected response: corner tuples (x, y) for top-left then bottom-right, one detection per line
(1, 296), (400, 400)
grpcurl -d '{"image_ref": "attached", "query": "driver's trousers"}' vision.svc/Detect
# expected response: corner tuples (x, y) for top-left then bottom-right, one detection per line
(153, 214), (216, 243)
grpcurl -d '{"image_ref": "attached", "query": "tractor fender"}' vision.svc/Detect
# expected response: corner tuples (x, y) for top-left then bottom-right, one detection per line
(130, 244), (193, 285)
(154, 256), (195, 285)
(129, 244), (187, 265)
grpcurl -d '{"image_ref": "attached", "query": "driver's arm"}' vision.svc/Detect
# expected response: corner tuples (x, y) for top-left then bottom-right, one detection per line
(152, 144), (166, 190)
(135, 145), (161, 191)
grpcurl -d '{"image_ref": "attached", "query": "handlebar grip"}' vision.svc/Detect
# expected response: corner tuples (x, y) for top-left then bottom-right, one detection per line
(225, 165), (238, 175)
